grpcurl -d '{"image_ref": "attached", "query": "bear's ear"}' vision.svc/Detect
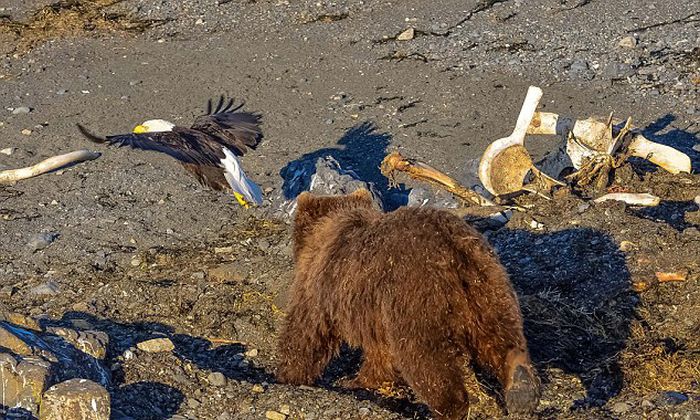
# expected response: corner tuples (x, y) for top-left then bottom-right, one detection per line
(296, 191), (315, 209)
(351, 188), (371, 199)
(351, 188), (374, 207)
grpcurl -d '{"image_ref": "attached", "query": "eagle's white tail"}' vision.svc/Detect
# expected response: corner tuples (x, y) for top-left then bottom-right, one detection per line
(220, 147), (263, 205)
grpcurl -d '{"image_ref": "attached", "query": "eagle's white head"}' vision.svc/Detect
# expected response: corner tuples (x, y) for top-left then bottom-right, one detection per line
(133, 119), (176, 134)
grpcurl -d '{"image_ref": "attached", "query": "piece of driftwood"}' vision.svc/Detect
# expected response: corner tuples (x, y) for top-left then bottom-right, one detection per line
(381, 151), (495, 206)
(0, 149), (100, 184)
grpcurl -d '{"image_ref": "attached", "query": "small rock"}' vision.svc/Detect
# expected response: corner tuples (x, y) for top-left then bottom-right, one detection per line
(618, 36), (637, 49)
(279, 405), (291, 415)
(396, 27), (415, 41)
(619, 240), (636, 252)
(642, 400), (655, 409)
(664, 391), (689, 405)
(208, 372), (227, 387)
(208, 263), (244, 283)
(265, 410), (287, 420)
(21, 128), (32, 135)
(29, 281), (61, 296)
(27, 232), (58, 252)
(324, 118), (334, 125)
(0, 325), (33, 355)
(244, 348), (258, 357)
(11, 106), (31, 114)
(136, 337), (175, 353)
(186, 398), (200, 409)
(128, 80), (141, 86)
(130, 256), (142, 267)
(1, 285), (17, 298)
(611, 402), (631, 414)
(214, 246), (234, 254)
(39, 379), (110, 420)
(577, 202), (591, 213)
(195, 18), (204, 25)
(56, 89), (68, 95)
(358, 407), (371, 416)
(0, 147), (14, 155)
(251, 384), (265, 393)
(693, 144), (700, 153)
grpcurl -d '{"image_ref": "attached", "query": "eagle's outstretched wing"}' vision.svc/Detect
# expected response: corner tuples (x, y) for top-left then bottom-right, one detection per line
(76, 123), (223, 166)
(190, 96), (263, 155)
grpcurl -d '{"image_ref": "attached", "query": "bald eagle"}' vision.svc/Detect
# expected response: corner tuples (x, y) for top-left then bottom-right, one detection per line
(77, 97), (263, 207)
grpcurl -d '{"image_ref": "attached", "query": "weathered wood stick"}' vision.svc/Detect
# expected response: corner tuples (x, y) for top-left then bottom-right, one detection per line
(381, 151), (495, 206)
(0, 149), (100, 184)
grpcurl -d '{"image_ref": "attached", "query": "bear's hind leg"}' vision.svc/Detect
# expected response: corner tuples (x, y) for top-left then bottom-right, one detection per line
(390, 340), (469, 420)
(340, 347), (397, 390)
(466, 308), (539, 414)
(276, 304), (341, 386)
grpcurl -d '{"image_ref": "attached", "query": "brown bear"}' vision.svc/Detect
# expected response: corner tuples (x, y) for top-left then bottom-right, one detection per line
(276, 189), (539, 419)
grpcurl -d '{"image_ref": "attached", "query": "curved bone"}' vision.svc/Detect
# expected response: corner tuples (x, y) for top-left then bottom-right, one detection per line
(627, 133), (691, 174)
(478, 86), (543, 196)
(381, 151), (495, 206)
(0, 149), (100, 184)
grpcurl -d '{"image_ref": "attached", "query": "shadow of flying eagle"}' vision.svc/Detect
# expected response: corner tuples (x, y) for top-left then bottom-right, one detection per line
(77, 96), (264, 207)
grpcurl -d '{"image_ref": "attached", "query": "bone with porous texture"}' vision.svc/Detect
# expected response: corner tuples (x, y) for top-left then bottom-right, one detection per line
(0, 150), (100, 184)
(381, 151), (495, 206)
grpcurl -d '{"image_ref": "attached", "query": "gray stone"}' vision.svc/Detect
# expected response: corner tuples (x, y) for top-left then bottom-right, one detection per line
(27, 233), (58, 252)
(611, 402), (631, 414)
(274, 156), (383, 217)
(29, 281), (61, 296)
(39, 379), (110, 420)
(618, 36), (637, 48)
(11, 106), (31, 115)
(207, 371), (226, 387)
(136, 337), (175, 353)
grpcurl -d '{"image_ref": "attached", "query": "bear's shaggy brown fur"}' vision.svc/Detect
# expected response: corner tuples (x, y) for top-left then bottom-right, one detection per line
(276, 189), (539, 419)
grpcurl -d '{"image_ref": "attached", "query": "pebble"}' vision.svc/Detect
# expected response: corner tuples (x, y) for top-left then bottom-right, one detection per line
(358, 407), (371, 416)
(130, 256), (142, 267)
(251, 384), (265, 393)
(324, 118), (334, 125)
(618, 36), (637, 49)
(21, 128), (32, 135)
(279, 405), (290, 415)
(265, 411), (287, 420)
(186, 398), (200, 409)
(611, 402), (631, 414)
(642, 400), (655, 409)
(11, 106), (30, 114)
(0, 147), (14, 155)
(27, 232), (58, 252)
(245, 348), (258, 357)
(208, 371), (227, 387)
(693, 144), (700, 153)
(128, 80), (142, 86)
(56, 89), (68, 95)
(136, 337), (175, 353)
(397, 27), (415, 41)
(29, 281), (61, 296)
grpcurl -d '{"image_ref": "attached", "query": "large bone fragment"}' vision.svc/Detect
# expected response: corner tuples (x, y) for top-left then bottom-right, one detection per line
(0, 149), (100, 184)
(477, 86), (564, 198)
(381, 151), (495, 206)
(527, 112), (690, 174)
(593, 192), (661, 206)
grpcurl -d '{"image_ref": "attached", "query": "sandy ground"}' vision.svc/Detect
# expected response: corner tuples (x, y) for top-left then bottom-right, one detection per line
(1, 0), (699, 419)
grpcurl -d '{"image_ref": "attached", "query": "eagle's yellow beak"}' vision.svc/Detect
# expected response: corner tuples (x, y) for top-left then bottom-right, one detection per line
(133, 124), (148, 134)
(233, 192), (250, 208)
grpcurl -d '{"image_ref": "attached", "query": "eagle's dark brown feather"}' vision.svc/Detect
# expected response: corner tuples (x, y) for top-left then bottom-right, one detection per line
(76, 97), (263, 193)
